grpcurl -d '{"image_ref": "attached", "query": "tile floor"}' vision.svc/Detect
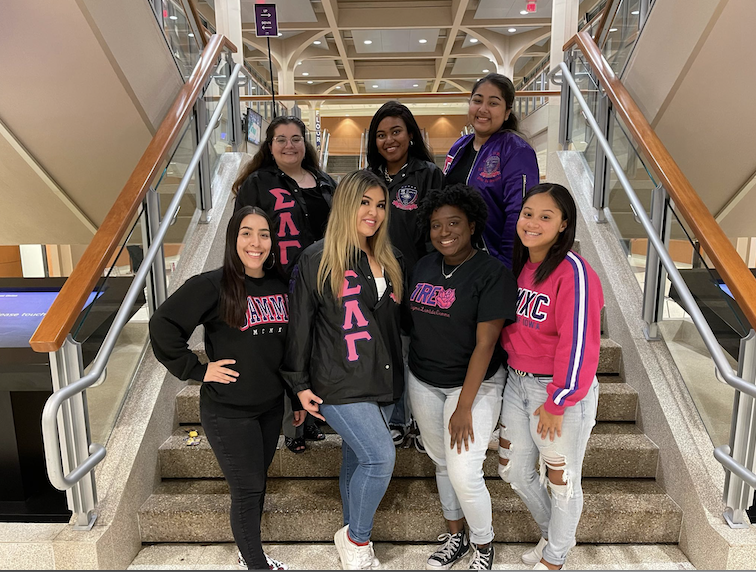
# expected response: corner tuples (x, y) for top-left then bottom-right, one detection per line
(128, 542), (695, 570)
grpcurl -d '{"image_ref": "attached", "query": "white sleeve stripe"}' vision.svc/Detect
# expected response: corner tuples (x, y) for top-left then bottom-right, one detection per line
(554, 252), (588, 405)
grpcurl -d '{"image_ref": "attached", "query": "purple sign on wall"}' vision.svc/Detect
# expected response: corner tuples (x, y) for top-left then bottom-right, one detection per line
(254, 4), (278, 37)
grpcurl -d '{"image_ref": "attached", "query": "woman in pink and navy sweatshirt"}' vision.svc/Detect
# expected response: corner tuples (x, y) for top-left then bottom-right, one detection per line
(497, 183), (604, 571)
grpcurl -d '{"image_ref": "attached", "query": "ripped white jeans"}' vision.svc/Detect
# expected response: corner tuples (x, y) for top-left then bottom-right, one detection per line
(498, 367), (598, 566)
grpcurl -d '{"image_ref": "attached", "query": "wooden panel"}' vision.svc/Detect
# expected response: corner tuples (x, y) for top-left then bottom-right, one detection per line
(0, 246), (22, 277)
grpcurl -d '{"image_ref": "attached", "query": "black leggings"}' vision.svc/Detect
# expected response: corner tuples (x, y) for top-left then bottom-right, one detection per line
(201, 399), (284, 569)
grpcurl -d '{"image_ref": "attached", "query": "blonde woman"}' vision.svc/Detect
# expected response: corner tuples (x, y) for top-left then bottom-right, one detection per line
(282, 170), (404, 570)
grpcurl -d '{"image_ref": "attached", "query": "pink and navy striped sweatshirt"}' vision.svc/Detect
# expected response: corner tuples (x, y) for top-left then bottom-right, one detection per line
(501, 251), (604, 415)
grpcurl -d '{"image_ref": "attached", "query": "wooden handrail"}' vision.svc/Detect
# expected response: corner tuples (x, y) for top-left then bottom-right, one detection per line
(592, 0), (619, 48)
(30, 34), (237, 353)
(238, 91), (561, 102)
(565, 30), (756, 330)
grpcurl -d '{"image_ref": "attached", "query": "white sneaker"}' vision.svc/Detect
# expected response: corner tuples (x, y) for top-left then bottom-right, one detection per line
(532, 563), (549, 570)
(334, 524), (379, 570)
(522, 537), (548, 565)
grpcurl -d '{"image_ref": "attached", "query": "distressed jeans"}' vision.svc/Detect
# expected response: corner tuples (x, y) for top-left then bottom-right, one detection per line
(408, 367), (505, 545)
(320, 401), (395, 543)
(498, 367), (598, 566)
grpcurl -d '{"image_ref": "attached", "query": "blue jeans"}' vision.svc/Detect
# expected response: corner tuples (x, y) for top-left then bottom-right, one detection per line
(408, 368), (505, 544)
(320, 402), (395, 543)
(498, 368), (598, 566)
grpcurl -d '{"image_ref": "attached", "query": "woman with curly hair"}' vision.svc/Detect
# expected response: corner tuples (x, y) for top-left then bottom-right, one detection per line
(407, 183), (517, 570)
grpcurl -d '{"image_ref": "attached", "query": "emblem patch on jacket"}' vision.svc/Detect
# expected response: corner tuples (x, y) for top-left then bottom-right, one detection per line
(392, 185), (419, 211)
(479, 153), (501, 180)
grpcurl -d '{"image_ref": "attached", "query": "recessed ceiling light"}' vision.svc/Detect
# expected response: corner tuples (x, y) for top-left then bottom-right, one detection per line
(443, 103), (448, 106)
(372, 84), (378, 88)
(307, 80), (313, 84)
(413, 84), (419, 87)
(302, 72), (309, 76)
(313, 40), (321, 45)
(470, 38), (478, 43)
(364, 40), (372, 45)
(277, 32), (282, 37)
(169, 15), (178, 20)
(188, 33), (194, 37)
(345, 114), (350, 117)
(508, 28), (517, 33)
(520, 10), (529, 15)
(336, 85), (342, 89)
(482, 69), (490, 73)
(609, 28), (618, 32)
(419, 39), (427, 44)
(297, 61), (302, 65)
(631, 10), (640, 15)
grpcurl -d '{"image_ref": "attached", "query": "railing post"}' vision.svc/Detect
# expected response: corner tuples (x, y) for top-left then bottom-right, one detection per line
(48, 336), (97, 530)
(227, 53), (242, 152)
(642, 184), (669, 340)
(558, 51), (574, 150)
(141, 188), (167, 314)
(724, 329), (756, 528)
(194, 99), (213, 224)
(592, 92), (611, 223)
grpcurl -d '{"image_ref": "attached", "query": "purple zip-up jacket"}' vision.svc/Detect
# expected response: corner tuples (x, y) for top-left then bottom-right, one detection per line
(443, 131), (539, 269)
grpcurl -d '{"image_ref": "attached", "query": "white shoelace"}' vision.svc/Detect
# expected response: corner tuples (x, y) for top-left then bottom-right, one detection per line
(431, 532), (463, 561)
(469, 546), (492, 570)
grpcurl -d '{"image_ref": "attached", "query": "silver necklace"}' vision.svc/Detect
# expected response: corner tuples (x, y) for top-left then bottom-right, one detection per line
(441, 250), (476, 279)
(383, 162), (407, 184)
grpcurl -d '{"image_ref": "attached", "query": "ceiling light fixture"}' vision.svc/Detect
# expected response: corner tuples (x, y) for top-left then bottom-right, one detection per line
(307, 80), (313, 84)
(372, 84), (378, 88)
(413, 84), (419, 87)
(302, 72), (309, 76)
(364, 40), (372, 45)
(277, 32), (282, 37)
(482, 69), (489, 73)
(520, 10), (529, 15)
(609, 28), (618, 32)
(631, 10), (639, 15)
(419, 39), (427, 44)
(313, 40), (321, 45)
(508, 28), (517, 33)
(470, 38), (478, 43)
(336, 85), (342, 89)
(188, 33), (194, 37)
(169, 15), (178, 20)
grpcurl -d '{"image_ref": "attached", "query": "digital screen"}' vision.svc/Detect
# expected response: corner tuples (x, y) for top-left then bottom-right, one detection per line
(0, 291), (101, 348)
(718, 282), (734, 299)
(246, 108), (262, 145)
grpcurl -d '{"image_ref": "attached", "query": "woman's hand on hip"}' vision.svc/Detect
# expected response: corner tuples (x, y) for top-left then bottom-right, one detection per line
(203, 359), (239, 384)
(534, 405), (563, 441)
(448, 405), (475, 454)
(298, 389), (325, 422)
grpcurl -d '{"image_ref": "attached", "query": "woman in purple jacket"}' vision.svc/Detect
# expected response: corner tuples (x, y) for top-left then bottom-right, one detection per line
(443, 73), (539, 270)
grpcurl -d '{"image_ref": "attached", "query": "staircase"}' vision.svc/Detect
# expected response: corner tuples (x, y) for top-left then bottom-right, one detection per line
(137, 337), (682, 546)
(325, 155), (360, 178)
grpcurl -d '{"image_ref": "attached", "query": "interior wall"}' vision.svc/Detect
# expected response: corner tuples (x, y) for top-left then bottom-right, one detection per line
(0, 246), (23, 278)
(321, 115), (468, 156)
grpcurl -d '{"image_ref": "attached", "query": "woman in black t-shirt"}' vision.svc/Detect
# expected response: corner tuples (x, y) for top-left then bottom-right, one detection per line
(407, 184), (517, 570)
(149, 207), (303, 570)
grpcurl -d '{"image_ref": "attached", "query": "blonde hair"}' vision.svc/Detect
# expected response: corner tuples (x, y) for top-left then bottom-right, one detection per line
(317, 170), (403, 302)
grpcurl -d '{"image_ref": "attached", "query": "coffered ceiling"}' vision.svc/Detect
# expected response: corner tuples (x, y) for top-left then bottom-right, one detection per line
(195, 0), (565, 95)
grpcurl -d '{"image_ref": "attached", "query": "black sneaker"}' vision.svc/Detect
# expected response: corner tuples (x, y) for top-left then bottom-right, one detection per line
(468, 543), (494, 570)
(426, 530), (470, 570)
(389, 423), (407, 446)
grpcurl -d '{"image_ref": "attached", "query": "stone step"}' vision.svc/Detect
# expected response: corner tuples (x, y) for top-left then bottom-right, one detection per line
(138, 478), (680, 544)
(177, 339), (626, 425)
(159, 422), (656, 480)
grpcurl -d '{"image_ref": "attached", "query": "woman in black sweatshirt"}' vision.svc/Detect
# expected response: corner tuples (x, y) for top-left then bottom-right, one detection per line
(149, 206), (302, 570)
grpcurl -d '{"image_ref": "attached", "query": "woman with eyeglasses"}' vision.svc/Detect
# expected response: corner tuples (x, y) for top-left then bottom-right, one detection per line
(234, 116), (337, 454)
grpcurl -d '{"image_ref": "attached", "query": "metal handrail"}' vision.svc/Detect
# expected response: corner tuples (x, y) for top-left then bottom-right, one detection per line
(560, 61), (756, 485)
(41, 62), (243, 490)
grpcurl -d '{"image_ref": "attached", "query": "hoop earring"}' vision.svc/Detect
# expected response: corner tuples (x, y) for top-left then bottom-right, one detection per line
(410, 140), (414, 146)
(264, 252), (276, 270)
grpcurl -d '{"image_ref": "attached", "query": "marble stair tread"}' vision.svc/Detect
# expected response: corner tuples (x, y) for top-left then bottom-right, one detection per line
(159, 422), (657, 480)
(138, 478), (681, 544)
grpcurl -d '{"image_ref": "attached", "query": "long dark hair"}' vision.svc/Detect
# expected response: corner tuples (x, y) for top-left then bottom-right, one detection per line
(219, 206), (283, 327)
(366, 101), (434, 172)
(512, 183), (577, 284)
(471, 73), (519, 133)
(232, 116), (320, 195)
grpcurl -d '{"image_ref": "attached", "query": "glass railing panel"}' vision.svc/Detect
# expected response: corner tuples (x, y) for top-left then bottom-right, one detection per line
(603, 0), (642, 75)
(569, 55), (600, 175)
(149, 0), (203, 80)
(657, 203), (749, 447)
(202, 62), (234, 176)
(604, 107), (657, 276)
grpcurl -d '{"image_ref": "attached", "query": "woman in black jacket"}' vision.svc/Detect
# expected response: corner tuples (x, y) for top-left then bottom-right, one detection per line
(234, 115), (336, 453)
(367, 101), (444, 449)
(282, 170), (404, 570)
(149, 206), (303, 570)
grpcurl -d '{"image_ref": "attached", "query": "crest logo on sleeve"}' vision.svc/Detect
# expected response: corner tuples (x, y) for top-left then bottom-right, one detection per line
(479, 153), (501, 179)
(392, 185), (419, 211)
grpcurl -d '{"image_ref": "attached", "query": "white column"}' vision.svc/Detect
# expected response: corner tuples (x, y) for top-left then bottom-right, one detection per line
(214, 0), (244, 66)
(20, 244), (46, 278)
(549, 0), (579, 84)
(277, 68), (295, 97)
